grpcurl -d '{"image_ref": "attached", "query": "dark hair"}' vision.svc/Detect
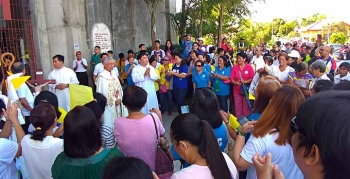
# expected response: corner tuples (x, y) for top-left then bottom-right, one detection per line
(118, 53), (124, 59)
(149, 55), (157, 64)
(64, 106), (102, 158)
(194, 60), (204, 67)
(107, 50), (113, 54)
(190, 50), (199, 57)
(327, 74), (334, 82)
(11, 62), (25, 74)
(218, 55), (229, 67)
(155, 40), (160, 44)
(0, 99), (5, 115)
(94, 93), (107, 113)
(30, 103), (57, 141)
(205, 54), (211, 64)
(209, 46), (216, 53)
(296, 62), (308, 73)
(171, 114), (232, 179)
(190, 88), (222, 128)
(34, 91), (61, 119)
(138, 44), (145, 49)
(100, 53), (108, 59)
(263, 56), (273, 65)
(137, 51), (148, 60)
(295, 91), (350, 178)
(122, 86), (147, 112)
(217, 48), (224, 54)
(300, 52), (306, 61)
(308, 57), (318, 66)
(52, 54), (64, 62)
(312, 80), (334, 94)
(173, 52), (186, 66)
(332, 81), (350, 90)
(164, 40), (174, 52)
(95, 46), (101, 49)
(127, 50), (134, 54)
(346, 51), (350, 60)
(339, 62), (350, 71)
(102, 157), (153, 179)
(236, 52), (248, 60)
(84, 101), (103, 124)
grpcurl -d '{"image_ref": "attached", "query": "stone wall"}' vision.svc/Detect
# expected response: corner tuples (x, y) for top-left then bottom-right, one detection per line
(30, 0), (176, 80)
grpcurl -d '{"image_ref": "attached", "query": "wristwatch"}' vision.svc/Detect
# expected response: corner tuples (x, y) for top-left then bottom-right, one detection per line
(236, 127), (246, 137)
(67, 84), (70, 87)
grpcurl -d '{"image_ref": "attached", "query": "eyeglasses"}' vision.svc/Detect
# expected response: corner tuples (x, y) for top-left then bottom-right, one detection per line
(290, 116), (307, 137)
(195, 65), (203, 67)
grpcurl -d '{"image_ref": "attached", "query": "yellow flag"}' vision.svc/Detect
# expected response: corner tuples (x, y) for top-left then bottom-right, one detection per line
(69, 84), (93, 110)
(229, 114), (241, 130)
(248, 93), (255, 100)
(12, 76), (30, 90)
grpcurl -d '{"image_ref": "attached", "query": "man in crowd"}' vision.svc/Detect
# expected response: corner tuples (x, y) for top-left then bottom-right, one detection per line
(125, 49), (138, 66)
(151, 40), (165, 62)
(197, 37), (206, 53)
(318, 45), (336, 75)
(48, 54), (79, 112)
(90, 46), (101, 72)
(96, 57), (127, 129)
(237, 38), (246, 53)
(72, 51), (88, 86)
(12, 62), (34, 133)
(181, 34), (193, 60)
(132, 51), (159, 114)
(251, 47), (265, 72)
(93, 53), (109, 82)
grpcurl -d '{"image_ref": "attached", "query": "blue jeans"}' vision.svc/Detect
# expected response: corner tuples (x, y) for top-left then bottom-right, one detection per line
(160, 90), (174, 113)
(217, 95), (229, 112)
(173, 88), (187, 114)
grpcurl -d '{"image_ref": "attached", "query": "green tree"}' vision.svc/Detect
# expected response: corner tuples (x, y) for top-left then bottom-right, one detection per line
(301, 13), (326, 27)
(144, 0), (163, 48)
(330, 32), (347, 44)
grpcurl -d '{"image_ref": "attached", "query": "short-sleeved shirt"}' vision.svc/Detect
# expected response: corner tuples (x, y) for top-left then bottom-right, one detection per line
(124, 64), (135, 86)
(192, 70), (210, 89)
(158, 64), (173, 89)
(230, 64), (255, 95)
(72, 58), (88, 72)
(172, 64), (188, 89)
(271, 65), (295, 82)
(240, 131), (303, 179)
(213, 66), (231, 96)
(288, 72), (314, 88)
(0, 138), (18, 179)
(16, 83), (34, 116)
(334, 74), (350, 84)
(114, 113), (165, 171)
(90, 53), (101, 71)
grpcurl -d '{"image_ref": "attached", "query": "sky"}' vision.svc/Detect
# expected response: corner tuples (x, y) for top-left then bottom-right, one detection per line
(175, 0), (349, 22)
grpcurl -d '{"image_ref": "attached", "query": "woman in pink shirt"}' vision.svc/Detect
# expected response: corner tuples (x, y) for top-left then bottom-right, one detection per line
(114, 86), (166, 171)
(230, 52), (255, 117)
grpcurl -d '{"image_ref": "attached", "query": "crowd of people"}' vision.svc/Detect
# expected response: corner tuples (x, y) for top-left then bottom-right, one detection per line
(0, 34), (350, 179)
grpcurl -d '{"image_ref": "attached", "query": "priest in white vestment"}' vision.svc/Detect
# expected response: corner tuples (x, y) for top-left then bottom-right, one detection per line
(48, 54), (79, 112)
(132, 52), (159, 114)
(96, 57), (128, 129)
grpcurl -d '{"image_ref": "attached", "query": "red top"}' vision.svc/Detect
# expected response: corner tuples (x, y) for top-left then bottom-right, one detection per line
(221, 42), (228, 51)
(230, 64), (255, 95)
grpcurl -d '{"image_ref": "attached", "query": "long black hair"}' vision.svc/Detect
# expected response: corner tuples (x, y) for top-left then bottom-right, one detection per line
(190, 88), (223, 129)
(102, 157), (153, 179)
(171, 114), (232, 179)
(164, 40), (174, 52)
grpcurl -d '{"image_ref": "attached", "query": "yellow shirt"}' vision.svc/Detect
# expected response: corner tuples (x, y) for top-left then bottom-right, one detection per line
(154, 69), (160, 91)
(158, 64), (173, 89)
(116, 60), (127, 79)
(57, 107), (67, 123)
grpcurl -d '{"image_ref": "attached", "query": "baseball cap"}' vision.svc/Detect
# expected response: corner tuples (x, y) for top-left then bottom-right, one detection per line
(288, 50), (300, 58)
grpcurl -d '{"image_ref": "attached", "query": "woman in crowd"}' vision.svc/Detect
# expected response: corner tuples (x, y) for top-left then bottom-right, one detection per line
(212, 56), (231, 112)
(271, 53), (295, 84)
(158, 56), (174, 115)
(21, 103), (63, 179)
(167, 52), (188, 114)
(84, 98), (115, 149)
(192, 60), (211, 89)
(254, 91), (350, 179)
(288, 62), (314, 92)
(102, 157), (156, 179)
(164, 40), (175, 63)
(170, 114), (237, 179)
(52, 106), (124, 179)
(232, 85), (304, 179)
(149, 55), (161, 100)
(114, 86), (166, 171)
(230, 52), (255, 117)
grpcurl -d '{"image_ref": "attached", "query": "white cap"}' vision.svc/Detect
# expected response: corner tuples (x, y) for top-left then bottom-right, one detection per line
(197, 37), (204, 42)
(288, 50), (300, 58)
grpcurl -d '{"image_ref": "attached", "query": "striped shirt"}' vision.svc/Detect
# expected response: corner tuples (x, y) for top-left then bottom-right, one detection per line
(101, 125), (115, 149)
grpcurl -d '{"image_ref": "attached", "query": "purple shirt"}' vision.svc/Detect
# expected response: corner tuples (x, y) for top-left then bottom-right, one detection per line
(114, 113), (165, 171)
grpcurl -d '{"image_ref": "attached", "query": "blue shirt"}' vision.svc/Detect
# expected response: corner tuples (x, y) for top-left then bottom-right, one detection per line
(245, 112), (262, 142)
(172, 64), (188, 89)
(213, 66), (231, 96)
(181, 40), (193, 59)
(192, 70), (210, 89)
(124, 64), (135, 86)
(170, 123), (228, 168)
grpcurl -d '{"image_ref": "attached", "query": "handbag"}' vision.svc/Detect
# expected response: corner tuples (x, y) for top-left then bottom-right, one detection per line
(159, 84), (167, 94)
(238, 71), (250, 96)
(150, 113), (174, 179)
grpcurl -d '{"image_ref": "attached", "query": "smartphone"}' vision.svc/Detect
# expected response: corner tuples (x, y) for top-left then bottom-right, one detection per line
(238, 116), (249, 126)
(181, 105), (189, 114)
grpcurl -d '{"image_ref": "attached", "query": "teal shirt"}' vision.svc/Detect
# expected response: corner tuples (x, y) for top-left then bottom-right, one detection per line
(91, 53), (101, 70)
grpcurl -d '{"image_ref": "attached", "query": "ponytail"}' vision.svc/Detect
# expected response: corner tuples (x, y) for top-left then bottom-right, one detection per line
(31, 126), (47, 141)
(198, 120), (232, 179)
(30, 103), (57, 141)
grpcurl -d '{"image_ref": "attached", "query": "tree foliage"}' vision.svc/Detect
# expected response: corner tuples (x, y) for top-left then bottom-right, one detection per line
(330, 32), (347, 44)
(301, 13), (326, 27)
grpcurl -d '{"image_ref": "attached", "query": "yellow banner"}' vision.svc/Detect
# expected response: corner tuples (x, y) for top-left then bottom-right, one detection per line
(69, 84), (93, 110)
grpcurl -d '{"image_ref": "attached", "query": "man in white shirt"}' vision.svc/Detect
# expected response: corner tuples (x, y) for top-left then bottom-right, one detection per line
(72, 51), (88, 86)
(48, 54), (79, 111)
(93, 53), (119, 82)
(251, 47), (264, 72)
(12, 62), (34, 133)
(132, 51), (159, 114)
